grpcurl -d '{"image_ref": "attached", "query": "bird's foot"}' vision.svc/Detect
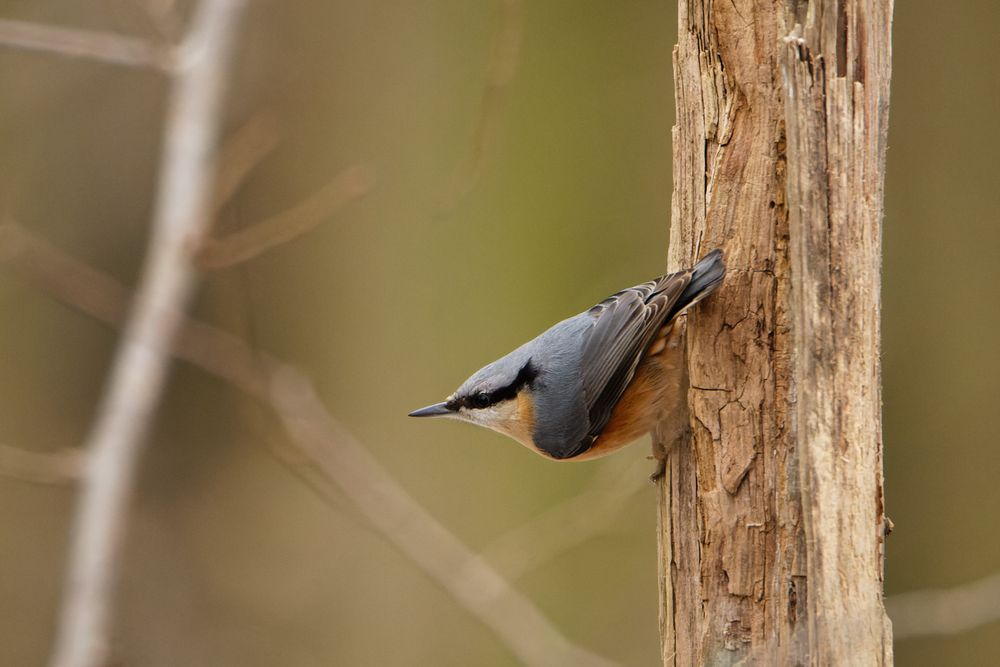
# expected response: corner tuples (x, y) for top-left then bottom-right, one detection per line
(648, 456), (667, 483)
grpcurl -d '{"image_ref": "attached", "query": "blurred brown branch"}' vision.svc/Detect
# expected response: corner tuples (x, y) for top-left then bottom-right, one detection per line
(198, 163), (376, 270)
(41, 0), (248, 665)
(201, 104), (376, 273)
(212, 110), (281, 211)
(0, 445), (84, 484)
(0, 223), (617, 667)
(887, 572), (1000, 640)
(437, 0), (521, 213)
(129, 0), (184, 40)
(479, 454), (647, 582)
(0, 17), (173, 70)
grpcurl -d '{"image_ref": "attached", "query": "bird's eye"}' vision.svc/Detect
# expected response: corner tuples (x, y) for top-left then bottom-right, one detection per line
(472, 392), (491, 409)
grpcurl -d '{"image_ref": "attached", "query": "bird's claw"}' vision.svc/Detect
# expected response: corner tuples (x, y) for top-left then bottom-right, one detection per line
(648, 456), (667, 483)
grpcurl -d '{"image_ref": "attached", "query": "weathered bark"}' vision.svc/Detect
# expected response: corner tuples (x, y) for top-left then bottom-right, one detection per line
(656, 1), (893, 665)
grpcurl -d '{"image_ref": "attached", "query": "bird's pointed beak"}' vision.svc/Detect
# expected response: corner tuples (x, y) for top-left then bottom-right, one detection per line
(408, 401), (454, 418)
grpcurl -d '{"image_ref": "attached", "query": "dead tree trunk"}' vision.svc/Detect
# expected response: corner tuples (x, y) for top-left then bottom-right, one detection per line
(656, 1), (893, 664)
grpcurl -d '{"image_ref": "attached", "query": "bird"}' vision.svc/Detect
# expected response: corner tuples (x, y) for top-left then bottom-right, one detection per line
(409, 250), (725, 463)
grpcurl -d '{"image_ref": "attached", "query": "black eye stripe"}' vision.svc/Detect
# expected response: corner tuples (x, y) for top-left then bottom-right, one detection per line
(464, 360), (538, 410)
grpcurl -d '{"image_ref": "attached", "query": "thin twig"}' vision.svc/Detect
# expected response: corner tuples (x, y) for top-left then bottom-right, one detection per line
(479, 454), (648, 581)
(436, 0), (522, 213)
(0, 224), (619, 667)
(129, 0), (184, 40)
(887, 571), (1000, 640)
(212, 110), (280, 211)
(0, 18), (173, 71)
(197, 164), (376, 270)
(46, 1), (247, 665)
(0, 445), (84, 484)
(271, 372), (618, 667)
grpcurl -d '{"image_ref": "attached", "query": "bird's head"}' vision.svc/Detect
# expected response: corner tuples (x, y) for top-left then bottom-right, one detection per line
(408, 355), (539, 446)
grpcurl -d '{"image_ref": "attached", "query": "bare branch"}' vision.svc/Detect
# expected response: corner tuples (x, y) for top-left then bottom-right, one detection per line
(129, 0), (184, 40)
(437, 0), (521, 213)
(887, 572), (1000, 640)
(212, 111), (280, 212)
(0, 224), (130, 324)
(270, 372), (617, 667)
(0, 226), (618, 667)
(0, 223), (267, 396)
(479, 454), (647, 581)
(0, 18), (172, 71)
(46, 1), (247, 665)
(0, 445), (84, 484)
(197, 164), (376, 270)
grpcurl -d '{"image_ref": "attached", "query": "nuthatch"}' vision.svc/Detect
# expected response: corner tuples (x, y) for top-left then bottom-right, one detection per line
(409, 250), (725, 462)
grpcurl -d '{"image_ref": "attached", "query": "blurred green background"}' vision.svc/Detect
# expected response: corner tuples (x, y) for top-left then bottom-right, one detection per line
(0, 1), (997, 665)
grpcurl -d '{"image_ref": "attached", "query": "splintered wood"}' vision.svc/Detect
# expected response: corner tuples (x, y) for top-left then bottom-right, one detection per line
(656, 1), (893, 665)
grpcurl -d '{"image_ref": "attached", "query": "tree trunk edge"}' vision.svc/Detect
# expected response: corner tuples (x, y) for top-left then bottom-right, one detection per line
(656, 1), (894, 664)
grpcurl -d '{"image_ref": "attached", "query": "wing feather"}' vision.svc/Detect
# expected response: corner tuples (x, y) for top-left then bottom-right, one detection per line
(578, 272), (691, 444)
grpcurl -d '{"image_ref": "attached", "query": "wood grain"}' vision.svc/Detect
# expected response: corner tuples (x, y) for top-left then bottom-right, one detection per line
(656, 1), (893, 664)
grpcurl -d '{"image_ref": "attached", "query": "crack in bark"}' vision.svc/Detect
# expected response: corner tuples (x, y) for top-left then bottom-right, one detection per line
(658, 1), (891, 664)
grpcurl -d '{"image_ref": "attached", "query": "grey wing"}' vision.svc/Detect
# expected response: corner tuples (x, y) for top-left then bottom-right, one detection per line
(577, 271), (692, 446)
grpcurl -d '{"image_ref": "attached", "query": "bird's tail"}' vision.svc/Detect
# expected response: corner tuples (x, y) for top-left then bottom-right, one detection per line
(670, 249), (726, 318)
